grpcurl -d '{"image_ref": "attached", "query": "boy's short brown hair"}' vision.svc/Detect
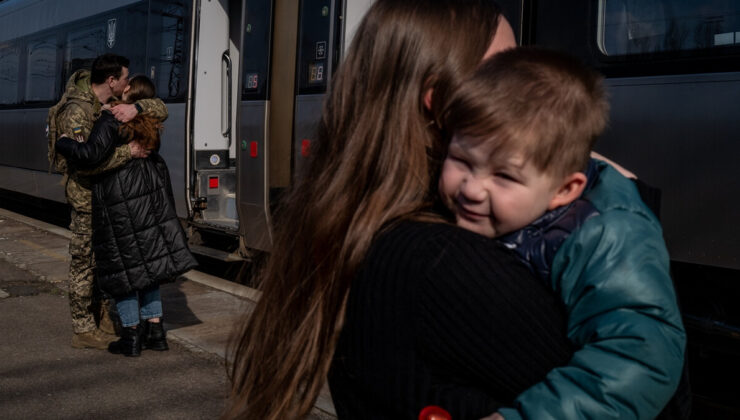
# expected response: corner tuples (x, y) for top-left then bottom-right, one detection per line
(443, 47), (609, 180)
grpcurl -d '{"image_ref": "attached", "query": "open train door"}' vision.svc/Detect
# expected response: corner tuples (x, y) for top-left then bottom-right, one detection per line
(187, 0), (241, 233)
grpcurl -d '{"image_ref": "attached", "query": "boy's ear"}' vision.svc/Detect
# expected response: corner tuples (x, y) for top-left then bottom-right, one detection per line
(548, 172), (587, 210)
(423, 88), (433, 110)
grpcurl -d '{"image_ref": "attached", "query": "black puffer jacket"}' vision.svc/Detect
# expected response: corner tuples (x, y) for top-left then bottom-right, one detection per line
(55, 111), (197, 298)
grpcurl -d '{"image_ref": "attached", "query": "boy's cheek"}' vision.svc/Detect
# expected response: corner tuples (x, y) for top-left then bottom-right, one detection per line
(437, 174), (456, 213)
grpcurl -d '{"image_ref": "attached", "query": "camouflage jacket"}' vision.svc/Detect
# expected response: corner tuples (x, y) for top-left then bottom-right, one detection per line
(55, 69), (168, 212)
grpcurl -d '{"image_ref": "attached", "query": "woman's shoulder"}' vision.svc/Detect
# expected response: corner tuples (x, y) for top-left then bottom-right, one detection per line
(367, 220), (522, 274)
(375, 220), (503, 250)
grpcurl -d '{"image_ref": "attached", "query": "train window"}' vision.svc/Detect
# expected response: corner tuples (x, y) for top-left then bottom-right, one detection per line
(26, 35), (58, 103)
(63, 23), (106, 84)
(119, 5), (150, 80)
(147, 0), (191, 101)
(241, 0), (271, 101)
(598, 0), (740, 56)
(0, 41), (20, 105)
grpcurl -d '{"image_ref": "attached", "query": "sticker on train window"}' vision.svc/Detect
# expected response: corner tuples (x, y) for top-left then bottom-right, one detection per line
(598, 0), (740, 56)
(107, 19), (117, 49)
(315, 41), (326, 60)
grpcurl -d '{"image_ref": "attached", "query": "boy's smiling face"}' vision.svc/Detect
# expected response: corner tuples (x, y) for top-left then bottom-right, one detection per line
(439, 133), (562, 238)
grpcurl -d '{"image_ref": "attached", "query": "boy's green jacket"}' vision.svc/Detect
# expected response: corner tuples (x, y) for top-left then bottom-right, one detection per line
(498, 162), (686, 420)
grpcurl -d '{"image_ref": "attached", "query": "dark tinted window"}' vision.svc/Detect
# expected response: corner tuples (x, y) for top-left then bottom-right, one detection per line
(0, 41), (20, 104)
(147, 0), (191, 101)
(496, 0), (523, 43)
(63, 22), (106, 83)
(119, 5), (149, 78)
(241, 0), (272, 101)
(599, 0), (740, 56)
(296, 0), (333, 94)
(26, 35), (59, 102)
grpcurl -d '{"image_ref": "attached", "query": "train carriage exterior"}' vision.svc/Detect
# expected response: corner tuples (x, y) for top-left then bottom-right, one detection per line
(0, 0), (738, 416)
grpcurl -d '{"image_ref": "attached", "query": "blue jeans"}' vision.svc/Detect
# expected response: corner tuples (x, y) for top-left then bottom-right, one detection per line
(115, 284), (163, 328)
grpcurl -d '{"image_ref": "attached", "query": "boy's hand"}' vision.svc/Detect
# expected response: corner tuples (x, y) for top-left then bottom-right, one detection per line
(480, 412), (504, 420)
(111, 103), (138, 123)
(128, 141), (150, 159)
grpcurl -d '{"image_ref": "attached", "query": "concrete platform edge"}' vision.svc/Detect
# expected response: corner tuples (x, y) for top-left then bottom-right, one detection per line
(0, 207), (261, 303)
(0, 207), (72, 239)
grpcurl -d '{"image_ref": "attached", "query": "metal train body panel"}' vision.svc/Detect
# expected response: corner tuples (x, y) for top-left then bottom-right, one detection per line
(159, 104), (188, 218)
(0, 166), (65, 203)
(600, 73), (740, 270)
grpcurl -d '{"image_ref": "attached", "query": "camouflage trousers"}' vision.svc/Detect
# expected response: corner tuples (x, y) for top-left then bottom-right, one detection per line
(68, 210), (106, 334)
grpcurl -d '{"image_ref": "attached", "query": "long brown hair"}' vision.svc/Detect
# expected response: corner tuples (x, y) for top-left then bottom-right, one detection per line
(224, 1), (501, 418)
(116, 75), (161, 150)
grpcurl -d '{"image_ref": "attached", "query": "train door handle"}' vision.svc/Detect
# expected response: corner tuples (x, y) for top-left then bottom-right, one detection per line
(221, 50), (233, 144)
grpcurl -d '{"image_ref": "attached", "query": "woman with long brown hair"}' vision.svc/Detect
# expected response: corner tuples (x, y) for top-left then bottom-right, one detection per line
(225, 1), (572, 419)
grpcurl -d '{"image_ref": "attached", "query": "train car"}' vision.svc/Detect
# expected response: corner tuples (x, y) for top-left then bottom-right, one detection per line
(0, 0), (372, 253)
(1, 0), (738, 415)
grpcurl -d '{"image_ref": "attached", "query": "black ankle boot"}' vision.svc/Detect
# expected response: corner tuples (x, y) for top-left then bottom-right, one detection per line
(108, 326), (141, 357)
(141, 321), (169, 351)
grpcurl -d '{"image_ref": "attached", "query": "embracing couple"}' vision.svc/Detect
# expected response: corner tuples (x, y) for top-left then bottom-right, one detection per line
(49, 54), (196, 357)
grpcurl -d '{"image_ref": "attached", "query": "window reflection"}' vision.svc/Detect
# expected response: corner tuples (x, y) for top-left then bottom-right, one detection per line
(64, 24), (106, 83)
(599, 0), (740, 56)
(148, 0), (189, 100)
(27, 36), (58, 102)
(0, 43), (20, 104)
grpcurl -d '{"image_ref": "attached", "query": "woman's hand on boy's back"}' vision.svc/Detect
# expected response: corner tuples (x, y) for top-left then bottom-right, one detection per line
(480, 412), (504, 420)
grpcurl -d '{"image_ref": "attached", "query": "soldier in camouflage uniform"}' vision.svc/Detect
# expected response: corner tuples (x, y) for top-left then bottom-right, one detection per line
(52, 54), (168, 349)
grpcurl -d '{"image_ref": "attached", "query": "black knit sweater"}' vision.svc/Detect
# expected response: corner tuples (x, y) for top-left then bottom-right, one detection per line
(328, 221), (573, 420)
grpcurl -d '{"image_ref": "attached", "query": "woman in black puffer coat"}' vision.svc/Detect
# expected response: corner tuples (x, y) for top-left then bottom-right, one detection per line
(56, 75), (197, 357)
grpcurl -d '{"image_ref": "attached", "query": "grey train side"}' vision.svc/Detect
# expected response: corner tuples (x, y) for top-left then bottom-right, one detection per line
(0, 0), (190, 215)
(0, 0), (366, 250)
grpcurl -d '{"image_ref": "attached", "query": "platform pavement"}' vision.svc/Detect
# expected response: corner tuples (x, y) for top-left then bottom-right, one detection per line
(0, 208), (336, 419)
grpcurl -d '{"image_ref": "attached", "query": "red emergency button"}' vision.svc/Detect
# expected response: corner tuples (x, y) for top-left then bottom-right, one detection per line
(208, 176), (219, 189)
(419, 406), (451, 420)
(301, 139), (311, 157)
(250, 141), (258, 158)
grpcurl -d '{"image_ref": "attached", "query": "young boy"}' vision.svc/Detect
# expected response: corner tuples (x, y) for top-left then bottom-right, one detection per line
(438, 48), (686, 420)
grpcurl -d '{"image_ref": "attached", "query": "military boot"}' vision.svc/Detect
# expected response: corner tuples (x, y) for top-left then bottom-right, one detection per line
(108, 326), (141, 357)
(141, 321), (169, 351)
(71, 329), (115, 350)
(98, 303), (117, 336)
